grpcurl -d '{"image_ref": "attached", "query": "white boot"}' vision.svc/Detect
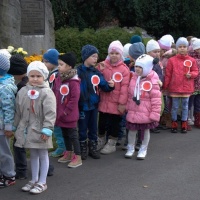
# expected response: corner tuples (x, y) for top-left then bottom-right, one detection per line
(100, 139), (117, 154)
(137, 145), (147, 160)
(125, 144), (135, 158)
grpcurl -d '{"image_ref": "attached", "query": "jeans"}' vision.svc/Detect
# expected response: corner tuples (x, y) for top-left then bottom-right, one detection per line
(171, 97), (189, 121)
(78, 108), (98, 142)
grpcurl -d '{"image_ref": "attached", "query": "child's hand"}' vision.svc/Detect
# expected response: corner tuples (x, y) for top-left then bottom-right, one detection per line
(118, 104), (126, 114)
(4, 130), (14, 138)
(41, 134), (49, 141)
(108, 79), (114, 87)
(186, 73), (191, 79)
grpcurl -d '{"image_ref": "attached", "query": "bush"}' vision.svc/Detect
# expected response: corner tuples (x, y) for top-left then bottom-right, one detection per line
(55, 27), (142, 63)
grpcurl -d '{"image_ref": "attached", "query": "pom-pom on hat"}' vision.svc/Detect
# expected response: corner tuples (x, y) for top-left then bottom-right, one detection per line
(123, 43), (132, 58)
(8, 54), (28, 75)
(27, 61), (49, 80)
(59, 52), (77, 68)
(129, 42), (145, 60)
(43, 48), (59, 66)
(146, 39), (160, 53)
(192, 39), (200, 50)
(81, 45), (99, 62)
(176, 37), (189, 48)
(108, 40), (123, 56)
(130, 35), (142, 44)
(0, 52), (10, 76)
(135, 54), (154, 77)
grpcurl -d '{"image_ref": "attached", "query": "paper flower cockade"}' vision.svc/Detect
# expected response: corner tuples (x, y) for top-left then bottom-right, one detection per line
(28, 90), (39, 99)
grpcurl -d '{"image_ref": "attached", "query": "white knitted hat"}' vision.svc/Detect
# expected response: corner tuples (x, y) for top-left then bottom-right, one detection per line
(0, 49), (11, 59)
(192, 39), (200, 50)
(123, 43), (132, 58)
(146, 39), (160, 53)
(27, 61), (49, 79)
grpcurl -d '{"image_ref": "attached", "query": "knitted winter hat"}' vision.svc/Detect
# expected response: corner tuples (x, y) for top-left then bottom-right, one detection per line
(129, 42), (145, 60)
(146, 39), (160, 53)
(0, 53), (10, 76)
(0, 49), (11, 60)
(133, 54), (154, 105)
(8, 54), (28, 75)
(190, 37), (198, 45)
(108, 40), (123, 56)
(130, 35), (142, 44)
(27, 61), (49, 80)
(43, 48), (59, 66)
(163, 34), (174, 44)
(123, 43), (132, 58)
(192, 39), (200, 50)
(158, 35), (173, 50)
(59, 52), (77, 68)
(81, 44), (99, 62)
(176, 37), (189, 48)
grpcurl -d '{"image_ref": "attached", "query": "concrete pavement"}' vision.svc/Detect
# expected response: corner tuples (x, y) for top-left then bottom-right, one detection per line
(1, 127), (200, 200)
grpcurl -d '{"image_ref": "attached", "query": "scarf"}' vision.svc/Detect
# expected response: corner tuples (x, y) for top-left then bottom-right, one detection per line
(60, 69), (77, 82)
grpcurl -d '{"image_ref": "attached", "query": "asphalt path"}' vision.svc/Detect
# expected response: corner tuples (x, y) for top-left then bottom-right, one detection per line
(1, 127), (200, 200)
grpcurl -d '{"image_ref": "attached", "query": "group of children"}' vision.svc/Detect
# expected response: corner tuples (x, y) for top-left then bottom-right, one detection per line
(0, 33), (199, 194)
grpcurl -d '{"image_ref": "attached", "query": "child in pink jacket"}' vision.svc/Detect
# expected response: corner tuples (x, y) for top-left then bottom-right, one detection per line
(126, 54), (162, 160)
(96, 40), (130, 154)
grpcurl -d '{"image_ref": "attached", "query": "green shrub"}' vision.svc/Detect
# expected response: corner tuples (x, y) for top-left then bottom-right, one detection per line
(55, 27), (142, 63)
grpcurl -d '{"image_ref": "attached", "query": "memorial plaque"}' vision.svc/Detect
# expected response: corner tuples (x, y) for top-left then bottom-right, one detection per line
(21, 0), (45, 35)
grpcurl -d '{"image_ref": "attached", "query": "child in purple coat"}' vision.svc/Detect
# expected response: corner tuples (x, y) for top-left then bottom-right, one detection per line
(52, 53), (82, 168)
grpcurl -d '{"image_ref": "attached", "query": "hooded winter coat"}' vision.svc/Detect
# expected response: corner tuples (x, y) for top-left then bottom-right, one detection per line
(163, 54), (198, 94)
(97, 59), (130, 115)
(14, 82), (56, 149)
(53, 74), (80, 128)
(126, 70), (162, 124)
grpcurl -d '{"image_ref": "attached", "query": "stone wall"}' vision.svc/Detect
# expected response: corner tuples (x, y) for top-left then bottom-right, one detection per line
(0, 0), (55, 55)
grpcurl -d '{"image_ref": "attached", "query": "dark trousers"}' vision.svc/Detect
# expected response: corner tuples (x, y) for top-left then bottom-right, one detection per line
(61, 127), (81, 155)
(13, 138), (27, 177)
(78, 108), (98, 142)
(98, 112), (122, 138)
(194, 94), (200, 112)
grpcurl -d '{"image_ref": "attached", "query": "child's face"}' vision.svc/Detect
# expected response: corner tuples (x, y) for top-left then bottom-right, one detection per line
(43, 59), (56, 71)
(109, 51), (121, 64)
(58, 60), (72, 73)
(177, 45), (187, 55)
(160, 49), (168, 57)
(28, 70), (44, 86)
(84, 53), (98, 67)
(135, 66), (143, 76)
(148, 49), (160, 59)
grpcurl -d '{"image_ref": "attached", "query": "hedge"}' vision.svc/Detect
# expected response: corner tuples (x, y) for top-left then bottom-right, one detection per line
(55, 27), (147, 63)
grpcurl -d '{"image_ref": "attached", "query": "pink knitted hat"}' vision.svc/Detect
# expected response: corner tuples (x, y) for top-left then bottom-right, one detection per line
(158, 35), (173, 50)
(108, 40), (123, 56)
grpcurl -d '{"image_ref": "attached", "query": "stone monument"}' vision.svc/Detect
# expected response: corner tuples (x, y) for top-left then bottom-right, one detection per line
(0, 0), (55, 55)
